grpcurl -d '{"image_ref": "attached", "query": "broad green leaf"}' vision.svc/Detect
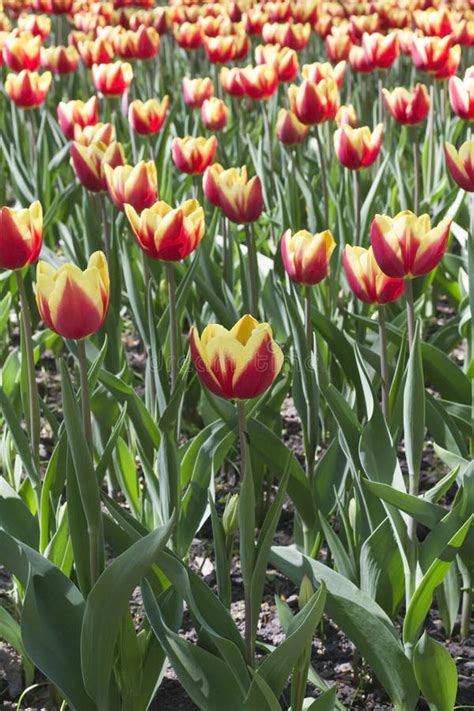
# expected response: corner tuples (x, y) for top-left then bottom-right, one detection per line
(413, 633), (457, 711)
(306, 687), (337, 710)
(403, 323), (425, 482)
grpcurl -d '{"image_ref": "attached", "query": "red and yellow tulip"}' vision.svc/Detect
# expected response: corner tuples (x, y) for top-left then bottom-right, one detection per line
(302, 60), (346, 88)
(445, 140), (474, 192)
(128, 97), (169, 135)
(3, 34), (42, 72)
(288, 78), (339, 125)
(382, 83), (430, 125)
(281, 228), (336, 285)
(334, 123), (383, 170)
(104, 160), (158, 212)
(201, 97), (228, 131)
(0, 201), (43, 271)
(182, 76), (214, 108)
(343, 245), (405, 304)
(5, 69), (52, 108)
(41, 45), (78, 74)
(216, 166), (264, 224)
(172, 136), (218, 175)
(70, 140), (125, 192)
(91, 60), (133, 96)
(449, 70), (474, 121)
(276, 108), (309, 144)
(57, 96), (99, 140)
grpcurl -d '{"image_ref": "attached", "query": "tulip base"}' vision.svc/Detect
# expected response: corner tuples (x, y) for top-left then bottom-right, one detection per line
(77, 339), (93, 452)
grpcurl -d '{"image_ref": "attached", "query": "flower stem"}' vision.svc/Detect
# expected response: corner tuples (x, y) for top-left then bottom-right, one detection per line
(405, 278), (415, 349)
(353, 169), (361, 246)
(468, 193), (474, 457)
(426, 82), (435, 200)
(166, 262), (179, 391)
(99, 193), (111, 263)
(378, 305), (389, 420)
(315, 124), (329, 226)
(377, 75), (383, 124)
(245, 223), (259, 318)
(413, 134), (420, 214)
(304, 286), (312, 352)
(16, 271), (41, 474)
(237, 400), (254, 667)
(77, 339), (93, 452)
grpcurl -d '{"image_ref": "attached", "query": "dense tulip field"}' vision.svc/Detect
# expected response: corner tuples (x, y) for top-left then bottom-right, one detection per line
(0, 0), (474, 708)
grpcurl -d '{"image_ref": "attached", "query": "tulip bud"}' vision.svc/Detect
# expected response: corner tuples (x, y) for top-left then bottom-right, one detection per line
(281, 229), (336, 285)
(445, 140), (474, 192)
(5, 69), (52, 108)
(104, 161), (158, 213)
(220, 66), (245, 97)
(202, 163), (224, 207)
(276, 108), (309, 144)
(70, 140), (125, 192)
(370, 211), (452, 279)
(288, 78), (339, 125)
(182, 76), (214, 108)
(342, 245), (405, 304)
(125, 199), (204, 262)
(362, 31), (399, 69)
(449, 71), (474, 121)
(204, 34), (236, 64)
(92, 60), (133, 96)
(190, 314), (284, 400)
(334, 124), (383, 170)
(0, 201), (43, 271)
(41, 45), (78, 74)
(349, 45), (374, 74)
(36, 251), (109, 340)
(77, 38), (114, 67)
(74, 122), (115, 146)
(239, 63), (279, 100)
(57, 96), (99, 140)
(201, 97), (228, 131)
(325, 33), (352, 63)
(382, 83), (430, 125)
(222, 494), (239, 537)
(298, 575), (314, 610)
(302, 60), (346, 88)
(255, 44), (299, 83)
(174, 21), (203, 50)
(217, 166), (264, 223)
(128, 97), (169, 135)
(172, 136), (218, 175)
(3, 34), (42, 72)
(335, 103), (358, 127)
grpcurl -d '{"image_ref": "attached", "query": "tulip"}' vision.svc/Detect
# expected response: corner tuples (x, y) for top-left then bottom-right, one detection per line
(92, 61), (133, 96)
(325, 33), (352, 63)
(276, 108), (309, 144)
(334, 123), (383, 170)
(41, 45), (78, 74)
(204, 34), (236, 63)
(335, 104), (358, 127)
(3, 34), (41, 72)
(128, 97), (169, 135)
(382, 83), (430, 125)
(104, 160), (158, 213)
(77, 38), (114, 67)
(174, 22), (203, 50)
(57, 96), (99, 140)
(18, 14), (51, 40)
(413, 7), (453, 38)
(125, 198), (205, 261)
(449, 71), (474, 121)
(0, 201), (43, 271)
(172, 136), (218, 175)
(114, 25), (160, 60)
(370, 211), (452, 279)
(342, 245), (405, 305)
(445, 140), (474, 192)
(255, 44), (298, 82)
(288, 78), (339, 125)
(411, 36), (460, 79)
(233, 33), (250, 62)
(182, 76), (213, 108)
(36, 251), (109, 341)
(243, 9), (268, 35)
(362, 31), (399, 69)
(281, 228), (336, 285)
(74, 122), (116, 146)
(201, 97), (228, 131)
(302, 60), (346, 88)
(349, 45), (374, 73)
(220, 66), (245, 97)
(216, 166), (263, 224)
(5, 69), (52, 108)
(70, 140), (125, 192)
(451, 20), (474, 48)
(203, 163), (224, 207)
(189, 314), (284, 400)
(263, 21), (310, 50)
(239, 64), (279, 100)
(351, 14), (379, 39)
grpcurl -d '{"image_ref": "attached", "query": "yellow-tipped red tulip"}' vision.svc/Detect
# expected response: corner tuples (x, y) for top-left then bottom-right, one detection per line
(444, 140), (474, 192)
(182, 76), (214, 108)
(92, 60), (133, 96)
(125, 199), (205, 261)
(362, 31), (399, 69)
(172, 136), (218, 175)
(342, 245), (405, 304)
(190, 314), (284, 400)
(276, 108), (309, 144)
(57, 96), (99, 140)
(77, 38), (114, 67)
(201, 97), (228, 131)
(128, 97), (169, 135)
(255, 44), (298, 83)
(41, 45), (78, 74)
(203, 163), (224, 207)
(411, 36), (460, 79)
(74, 122), (115, 146)
(3, 34), (41, 72)
(382, 83), (430, 125)
(216, 166), (264, 224)
(104, 160), (158, 212)
(449, 70), (474, 121)
(36, 251), (109, 340)
(281, 229), (336, 285)
(18, 14), (51, 40)
(370, 211), (452, 278)
(5, 69), (52, 108)
(204, 34), (236, 64)
(220, 66), (245, 97)
(70, 140), (125, 192)
(288, 78), (339, 125)
(335, 103), (358, 127)
(334, 124), (383, 170)
(174, 21), (203, 50)
(0, 201), (43, 271)
(302, 60), (346, 88)
(325, 32), (352, 63)
(239, 63), (279, 100)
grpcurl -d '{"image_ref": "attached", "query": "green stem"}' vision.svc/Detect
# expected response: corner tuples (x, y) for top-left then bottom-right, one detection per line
(166, 262), (179, 391)
(377, 74), (383, 124)
(315, 124), (329, 226)
(16, 271), (41, 476)
(405, 278), (416, 349)
(304, 286), (312, 352)
(460, 562), (473, 640)
(245, 224), (259, 318)
(426, 82), (435, 200)
(237, 401), (254, 667)
(413, 134), (420, 214)
(353, 169), (361, 246)
(77, 339), (93, 452)
(99, 193), (111, 264)
(378, 305), (389, 421)
(468, 193), (474, 457)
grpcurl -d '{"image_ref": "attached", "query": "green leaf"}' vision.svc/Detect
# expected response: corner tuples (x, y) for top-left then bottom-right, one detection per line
(0, 478), (38, 548)
(0, 385), (39, 490)
(360, 518), (404, 618)
(0, 606), (34, 686)
(362, 480), (445, 530)
(413, 633), (457, 711)
(403, 322), (425, 481)
(306, 687), (337, 711)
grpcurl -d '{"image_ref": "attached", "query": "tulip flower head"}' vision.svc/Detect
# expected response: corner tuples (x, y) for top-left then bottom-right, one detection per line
(362, 31), (399, 69)
(92, 61), (133, 96)
(125, 199), (205, 261)
(104, 160), (158, 212)
(288, 78), (339, 125)
(57, 96), (99, 140)
(335, 103), (358, 127)
(281, 228), (336, 285)
(36, 251), (109, 340)
(302, 60), (346, 88)
(334, 123), (383, 170)
(255, 44), (299, 82)
(70, 140), (125, 192)
(343, 245), (405, 304)
(216, 166), (264, 224)
(445, 140), (474, 192)
(77, 38), (114, 67)
(239, 63), (279, 100)
(0, 201), (43, 271)
(449, 70), (474, 121)
(5, 69), (51, 108)
(276, 108), (309, 144)
(3, 34), (42, 72)
(220, 66), (245, 97)
(41, 45), (78, 74)
(190, 314), (284, 400)
(74, 122), (115, 146)
(201, 97), (228, 131)
(412, 36), (461, 80)
(202, 163), (224, 207)
(128, 97), (169, 135)
(382, 83), (430, 125)
(172, 136), (218, 175)
(370, 211), (452, 278)
(182, 76), (214, 108)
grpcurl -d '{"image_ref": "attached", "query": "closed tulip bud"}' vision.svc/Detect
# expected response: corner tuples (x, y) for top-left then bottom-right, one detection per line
(0, 201), (43, 271)
(125, 199), (205, 261)
(325, 33), (352, 62)
(276, 108), (309, 144)
(449, 71), (474, 121)
(451, 20), (474, 48)
(92, 61), (133, 96)
(182, 76), (214, 108)
(128, 97), (169, 135)
(413, 7), (453, 38)
(362, 31), (399, 69)
(70, 140), (125, 192)
(382, 83), (430, 125)
(172, 136), (218, 175)
(204, 34), (236, 63)
(411, 36), (460, 79)
(351, 14), (379, 39)
(239, 63), (279, 100)
(190, 314), (284, 400)
(201, 97), (228, 131)
(370, 211), (452, 279)
(266, 1), (292, 24)
(202, 163), (224, 207)
(174, 22), (203, 50)
(342, 245), (405, 304)
(74, 122), (115, 146)
(3, 34), (41, 72)
(217, 166), (264, 223)
(57, 96), (99, 140)
(288, 78), (339, 125)
(104, 160), (158, 212)
(222, 494), (239, 536)
(36, 251), (109, 340)
(433, 44), (461, 80)
(5, 69), (52, 108)
(41, 45), (78, 74)
(255, 44), (299, 83)
(445, 140), (474, 192)
(263, 21), (311, 50)
(349, 45), (374, 73)
(233, 33), (250, 62)
(281, 228), (336, 285)
(18, 14), (51, 40)
(335, 103), (358, 127)
(334, 123), (383, 170)
(77, 38), (114, 67)
(220, 66), (245, 97)
(243, 9), (268, 35)
(302, 60), (346, 88)
(298, 575), (314, 610)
